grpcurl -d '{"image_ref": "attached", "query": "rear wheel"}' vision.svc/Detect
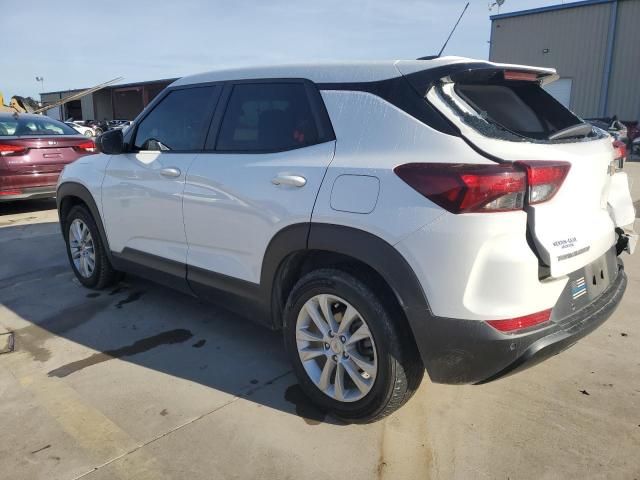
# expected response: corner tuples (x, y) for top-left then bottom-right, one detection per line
(283, 268), (423, 423)
(64, 205), (120, 289)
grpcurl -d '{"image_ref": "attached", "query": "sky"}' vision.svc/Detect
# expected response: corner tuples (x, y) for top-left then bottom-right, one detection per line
(3, 0), (579, 99)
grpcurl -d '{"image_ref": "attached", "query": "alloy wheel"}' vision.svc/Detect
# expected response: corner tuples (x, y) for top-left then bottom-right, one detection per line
(295, 294), (378, 402)
(68, 219), (96, 278)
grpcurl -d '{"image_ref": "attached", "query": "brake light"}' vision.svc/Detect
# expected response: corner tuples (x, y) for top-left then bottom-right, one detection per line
(394, 163), (526, 213)
(486, 309), (552, 333)
(612, 140), (626, 161)
(0, 142), (28, 156)
(515, 161), (571, 204)
(611, 140), (627, 171)
(0, 189), (22, 196)
(503, 71), (539, 82)
(74, 140), (97, 153)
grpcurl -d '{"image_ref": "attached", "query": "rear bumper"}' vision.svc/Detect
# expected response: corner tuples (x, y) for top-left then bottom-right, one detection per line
(0, 185), (57, 202)
(411, 259), (627, 385)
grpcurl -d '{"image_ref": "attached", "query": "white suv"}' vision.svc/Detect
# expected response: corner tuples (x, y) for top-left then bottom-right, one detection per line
(57, 57), (637, 422)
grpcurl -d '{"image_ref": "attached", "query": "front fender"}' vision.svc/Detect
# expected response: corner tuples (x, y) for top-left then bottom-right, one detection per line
(56, 182), (113, 263)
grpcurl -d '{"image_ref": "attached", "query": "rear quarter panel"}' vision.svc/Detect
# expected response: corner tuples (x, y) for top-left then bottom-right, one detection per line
(315, 89), (568, 321)
(313, 89), (494, 244)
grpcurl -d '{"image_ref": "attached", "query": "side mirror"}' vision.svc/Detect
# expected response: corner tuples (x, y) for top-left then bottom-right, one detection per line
(97, 129), (124, 155)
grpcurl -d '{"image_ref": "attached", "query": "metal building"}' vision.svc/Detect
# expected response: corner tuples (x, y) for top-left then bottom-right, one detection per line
(490, 0), (640, 121)
(40, 78), (176, 122)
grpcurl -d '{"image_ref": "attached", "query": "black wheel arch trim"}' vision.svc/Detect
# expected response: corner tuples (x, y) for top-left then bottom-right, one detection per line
(106, 222), (434, 335)
(193, 222), (432, 334)
(56, 182), (114, 263)
(305, 223), (430, 313)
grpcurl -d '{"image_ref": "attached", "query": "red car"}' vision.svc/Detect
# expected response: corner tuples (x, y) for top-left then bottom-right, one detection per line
(0, 113), (96, 202)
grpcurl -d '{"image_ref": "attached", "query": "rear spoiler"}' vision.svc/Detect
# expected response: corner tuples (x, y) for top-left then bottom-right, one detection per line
(395, 60), (559, 96)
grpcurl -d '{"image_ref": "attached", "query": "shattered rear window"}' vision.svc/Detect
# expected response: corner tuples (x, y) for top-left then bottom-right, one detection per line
(435, 81), (601, 143)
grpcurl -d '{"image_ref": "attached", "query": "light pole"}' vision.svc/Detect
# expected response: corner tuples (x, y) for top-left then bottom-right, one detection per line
(35, 76), (45, 94)
(489, 0), (506, 13)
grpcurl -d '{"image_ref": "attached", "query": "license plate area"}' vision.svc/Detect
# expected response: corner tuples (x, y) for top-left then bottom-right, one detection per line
(551, 247), (618, 321)
(583, 254), (613, 299)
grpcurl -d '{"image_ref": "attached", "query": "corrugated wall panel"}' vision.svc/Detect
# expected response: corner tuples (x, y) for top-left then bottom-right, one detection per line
(490, 3), (612, 117)
(41, 93), (62, 120)
(93, 90), (113, 121)
(606, 0), (640, 120)
(80, 94), (95, 120)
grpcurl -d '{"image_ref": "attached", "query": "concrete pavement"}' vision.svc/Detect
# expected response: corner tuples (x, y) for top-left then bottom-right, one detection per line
(0, 163), (639, 479)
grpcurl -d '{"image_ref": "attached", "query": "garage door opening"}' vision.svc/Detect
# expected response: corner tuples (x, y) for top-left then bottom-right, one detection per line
(64, 100), (83, 120)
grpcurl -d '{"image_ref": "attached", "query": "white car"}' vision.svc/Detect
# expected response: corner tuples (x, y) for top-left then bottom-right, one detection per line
(56, 57), (637, 422)
(64, 121), (94, 137)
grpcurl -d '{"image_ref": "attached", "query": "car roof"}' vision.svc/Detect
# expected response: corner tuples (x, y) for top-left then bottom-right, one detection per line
(170, 57), (473, 87)
(171, 56), (557, 88)
(0, 113), (60, 121)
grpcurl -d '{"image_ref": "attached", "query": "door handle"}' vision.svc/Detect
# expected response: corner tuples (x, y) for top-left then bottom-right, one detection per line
(160, 167), (181, 178)
(271, 174), (306, 187)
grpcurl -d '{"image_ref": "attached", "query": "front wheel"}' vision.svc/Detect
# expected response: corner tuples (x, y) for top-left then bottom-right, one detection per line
(64, 205), (120, 289)
(283, 268), (423, 423)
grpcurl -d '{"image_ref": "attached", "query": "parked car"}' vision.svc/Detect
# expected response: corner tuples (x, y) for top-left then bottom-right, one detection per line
(632, 135), (640, 157)
(107, 120), (131, 130)
(0, 113), (96, 201)
(65, 120), (95, 137)
(622, 120), (639, 144)
(56, 58), (637, 422)
(106, 120), (132, 134)
(83, 119), (109, 136)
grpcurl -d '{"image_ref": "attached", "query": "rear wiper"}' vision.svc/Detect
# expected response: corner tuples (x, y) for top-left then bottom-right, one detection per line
(548, 123), (593, 141)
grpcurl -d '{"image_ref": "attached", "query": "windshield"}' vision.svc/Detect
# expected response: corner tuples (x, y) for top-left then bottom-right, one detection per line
(0, 116), (79, 137)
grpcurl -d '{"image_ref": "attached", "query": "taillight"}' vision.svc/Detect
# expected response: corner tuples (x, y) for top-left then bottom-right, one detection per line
(394, 163), (526, 213)
(486, 309), (551, 333)
(515, 161), (571, 204)
(612, 140), (626, 170)
(612, 140), (626, 158)
(73, 140), (97, 153)
(395, 161), (571, 213)
(0, 142), (28, 156)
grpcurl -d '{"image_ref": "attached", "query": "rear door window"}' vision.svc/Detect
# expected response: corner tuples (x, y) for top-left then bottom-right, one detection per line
(133, 86), (219, 152)
(215, 83), (321, 152)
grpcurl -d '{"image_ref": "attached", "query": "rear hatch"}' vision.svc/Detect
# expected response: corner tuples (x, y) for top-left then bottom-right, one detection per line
(0, 136), (94, 175)
(396, 59), (635, 277)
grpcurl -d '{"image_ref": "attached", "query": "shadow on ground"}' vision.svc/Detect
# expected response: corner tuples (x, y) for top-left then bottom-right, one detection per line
(0, 198), (57, 217)
(0, 219), (335, 426)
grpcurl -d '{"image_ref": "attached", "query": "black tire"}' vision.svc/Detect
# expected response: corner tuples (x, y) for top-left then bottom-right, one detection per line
(283, 268), (423, 423)
(63, 204), (120, 289)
